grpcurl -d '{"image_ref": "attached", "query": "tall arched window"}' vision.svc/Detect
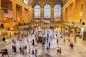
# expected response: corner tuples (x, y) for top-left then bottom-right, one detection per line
(34, 5), (41, 18)
(54, 4), (61, 18)
(44, 4), (51, 18)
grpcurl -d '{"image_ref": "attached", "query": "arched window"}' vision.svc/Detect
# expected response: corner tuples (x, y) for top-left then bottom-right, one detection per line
(44, 4), (51, 18)
(54, 4), (61, 18)
(34, 5), (41, 18)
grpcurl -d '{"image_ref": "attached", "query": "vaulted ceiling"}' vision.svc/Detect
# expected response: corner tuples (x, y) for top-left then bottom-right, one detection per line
(29, 0), (64, 7)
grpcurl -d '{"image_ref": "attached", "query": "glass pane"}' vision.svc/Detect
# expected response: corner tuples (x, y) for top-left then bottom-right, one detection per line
(44, 4), (51, 18)
(54, 4), (62, 18)
(34, 5), (41, 18)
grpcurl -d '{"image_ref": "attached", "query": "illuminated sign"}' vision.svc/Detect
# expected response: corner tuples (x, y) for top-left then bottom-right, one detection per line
(23, 0), (29, 4)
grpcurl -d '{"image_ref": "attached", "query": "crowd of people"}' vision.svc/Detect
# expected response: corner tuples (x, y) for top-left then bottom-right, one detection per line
(0, 25), (85, 57)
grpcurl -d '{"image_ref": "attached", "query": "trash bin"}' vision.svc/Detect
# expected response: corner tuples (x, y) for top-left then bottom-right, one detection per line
(83, 31), (86, 40)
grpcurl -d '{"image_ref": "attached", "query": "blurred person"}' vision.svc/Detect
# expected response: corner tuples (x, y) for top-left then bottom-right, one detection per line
(70, 42), (74, 49)
(57, 47), (61, 56)
(46, 26), (54, 49)
(80, 27), (85, 39)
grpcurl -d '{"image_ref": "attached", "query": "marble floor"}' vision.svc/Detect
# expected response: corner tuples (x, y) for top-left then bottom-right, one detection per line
(0, 32), (86, 57)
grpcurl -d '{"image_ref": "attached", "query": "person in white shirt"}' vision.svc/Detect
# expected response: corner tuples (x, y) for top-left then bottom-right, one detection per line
(80, 27), (85, 39)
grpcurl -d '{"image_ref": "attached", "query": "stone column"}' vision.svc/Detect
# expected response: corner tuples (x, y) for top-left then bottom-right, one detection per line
(0, 0), (3, 22)
(12, 1), (16, 21)
(72, 0), (81, 22)
(63, 8), (67, 23)
(28, 6), (33, 23)
(67, 7), (70, 23)
(51, 6), (54, 21)
(41, 6), (44, 22)
(82, 0), (86, 30)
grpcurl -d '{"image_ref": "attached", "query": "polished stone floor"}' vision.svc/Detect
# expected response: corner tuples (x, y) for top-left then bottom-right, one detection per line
(0, 32), (86, 57)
